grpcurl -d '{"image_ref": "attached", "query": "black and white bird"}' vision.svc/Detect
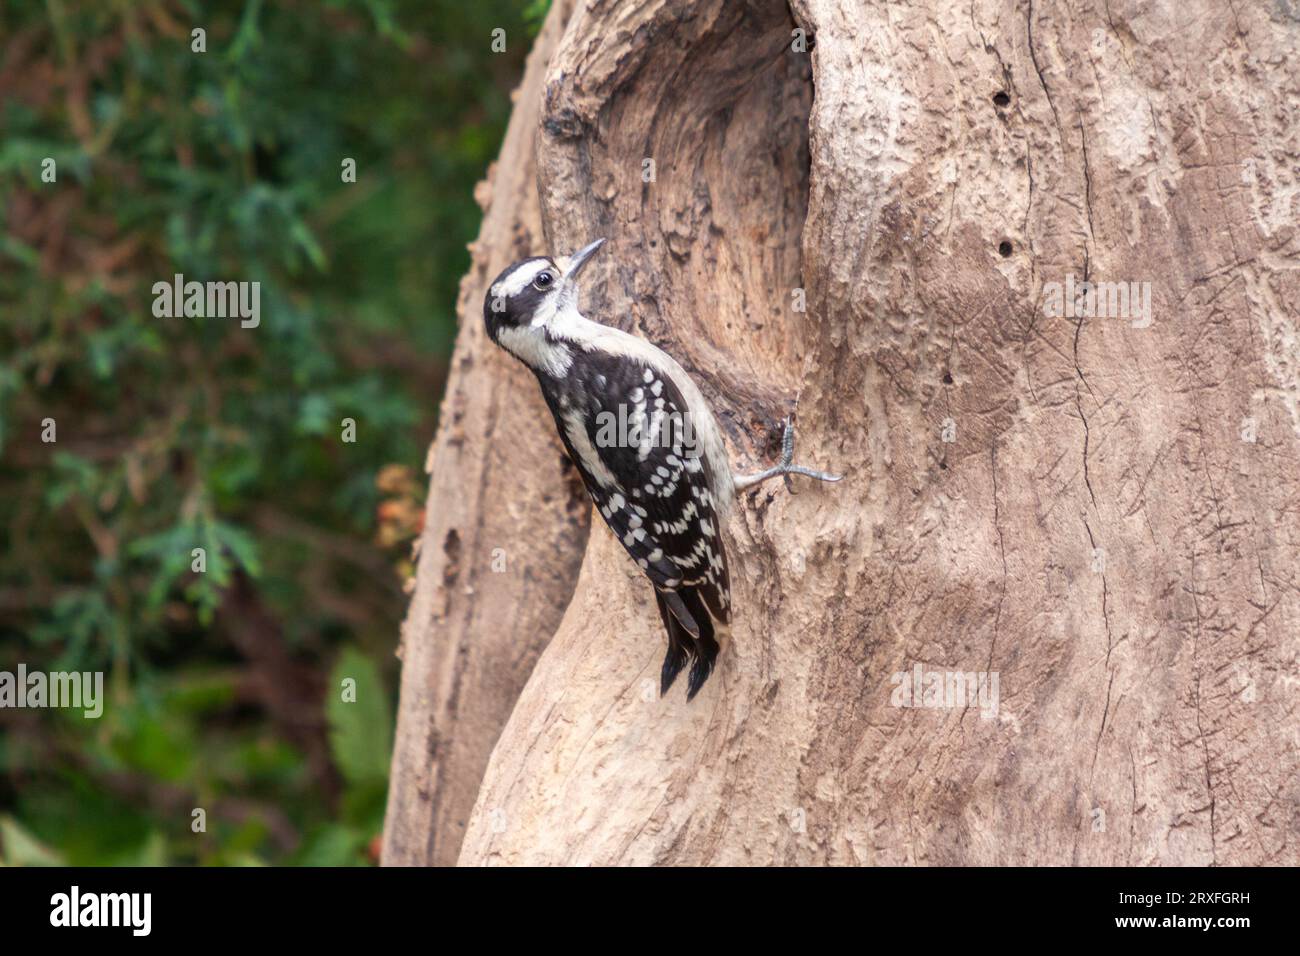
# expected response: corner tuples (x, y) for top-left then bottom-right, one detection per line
(483, 238), (840, 700)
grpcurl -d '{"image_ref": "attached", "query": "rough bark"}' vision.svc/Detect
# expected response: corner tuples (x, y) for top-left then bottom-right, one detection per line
(388, 0), (1300, 866)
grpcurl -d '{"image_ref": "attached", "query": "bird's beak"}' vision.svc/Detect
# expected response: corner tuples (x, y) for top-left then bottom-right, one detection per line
(561, 238), (606, 281)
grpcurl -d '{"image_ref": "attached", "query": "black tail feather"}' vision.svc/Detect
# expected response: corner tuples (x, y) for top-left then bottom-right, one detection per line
(653, 586), (719, 701)
(653, 590), (691, 695)
(685, 627), (720, 701)
(661, 637), (690, 696)
(660, 588), (699, 639)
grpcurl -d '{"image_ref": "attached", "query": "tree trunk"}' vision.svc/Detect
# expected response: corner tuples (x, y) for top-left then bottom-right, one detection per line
(386, 0), (1300, 866)
(379, 9), (590, 867)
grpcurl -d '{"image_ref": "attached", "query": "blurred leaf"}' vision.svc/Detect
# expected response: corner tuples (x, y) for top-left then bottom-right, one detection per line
(110, 831), (168, 867)
(294, 823), (367, 866)
(327, 647), (392, 787)
(523, 0), (551, 35)
(0, 816), (66, 867)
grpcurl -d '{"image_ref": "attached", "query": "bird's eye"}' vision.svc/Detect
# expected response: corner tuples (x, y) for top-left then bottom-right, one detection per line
(532, 272), (554, 290)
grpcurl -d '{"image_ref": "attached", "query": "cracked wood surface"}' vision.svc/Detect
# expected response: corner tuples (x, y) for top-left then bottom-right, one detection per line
(386, 0), (1300, 866)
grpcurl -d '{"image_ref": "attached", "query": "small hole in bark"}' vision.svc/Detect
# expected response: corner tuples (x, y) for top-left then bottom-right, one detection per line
(942, 371), (953, 385)
(998, 240), (1013, 257)
(442, 529), (462, 586)
(993, 91), (1011, 108)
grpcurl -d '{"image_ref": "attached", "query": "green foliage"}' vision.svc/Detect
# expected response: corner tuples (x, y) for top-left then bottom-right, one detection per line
(523, 0), (552, 35)
(0, 816), (66, 866)
(0, 0), (533, 864)
(327, 647), (393, 841)
(328, 648), (393, 787)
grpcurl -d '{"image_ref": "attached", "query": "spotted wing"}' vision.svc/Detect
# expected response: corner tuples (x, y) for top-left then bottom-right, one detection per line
(572, 357), (730, 624)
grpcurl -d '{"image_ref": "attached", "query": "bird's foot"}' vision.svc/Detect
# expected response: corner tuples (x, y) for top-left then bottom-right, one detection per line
(733, 417), (842, 494)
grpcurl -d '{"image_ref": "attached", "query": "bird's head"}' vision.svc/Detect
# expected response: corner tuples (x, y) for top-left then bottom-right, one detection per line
(482, 238), (605, 351)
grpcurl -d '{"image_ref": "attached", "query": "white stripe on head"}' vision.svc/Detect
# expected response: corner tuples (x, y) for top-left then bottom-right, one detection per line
(491, 260), (552, 300)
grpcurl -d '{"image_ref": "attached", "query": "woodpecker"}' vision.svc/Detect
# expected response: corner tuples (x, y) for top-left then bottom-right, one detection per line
(483, 238), (840, 700)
